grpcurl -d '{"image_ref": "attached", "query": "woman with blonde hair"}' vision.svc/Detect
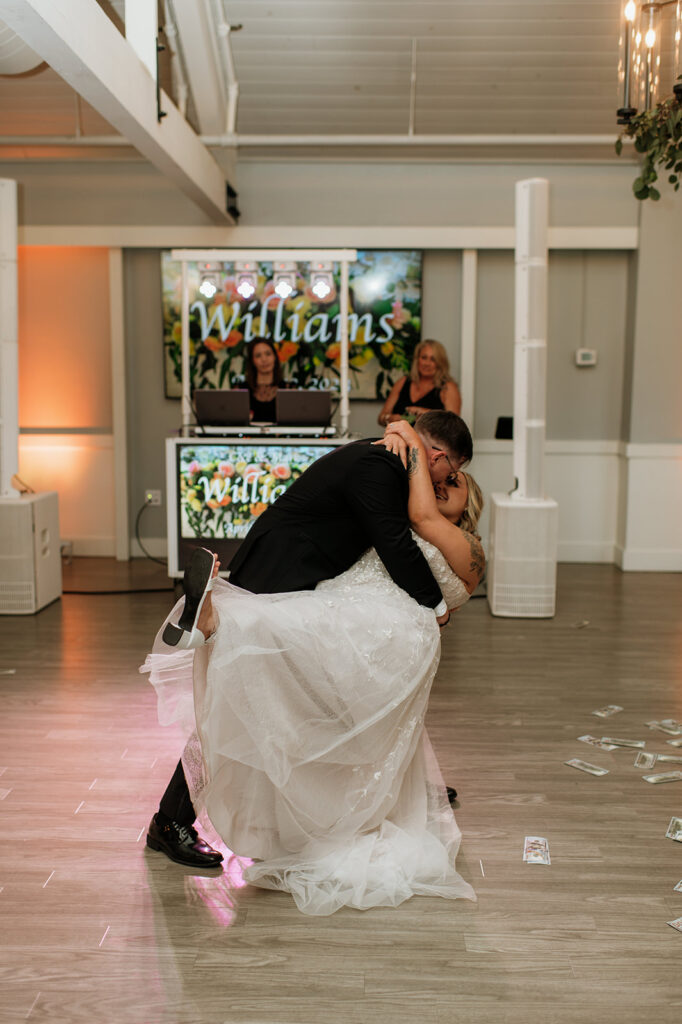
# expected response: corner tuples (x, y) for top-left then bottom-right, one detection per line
(378, 339), (462, 426)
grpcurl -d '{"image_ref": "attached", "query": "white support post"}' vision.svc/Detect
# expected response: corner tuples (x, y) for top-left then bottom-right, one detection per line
(124, 0), (157, 80)
(0, 179), (18, 497)
(514, 178), (549, 500)
(459, 249), (477, 428)
(181, 259), (191, 435)
(339, 259), (350, 435)
(108, 248), (129, 560)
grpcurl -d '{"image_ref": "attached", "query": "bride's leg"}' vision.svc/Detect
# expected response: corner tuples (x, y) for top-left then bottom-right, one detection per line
(196, 559), (220, 638)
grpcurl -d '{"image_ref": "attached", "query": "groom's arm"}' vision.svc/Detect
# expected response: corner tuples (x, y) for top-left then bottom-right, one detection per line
(345, 448), (445, 612)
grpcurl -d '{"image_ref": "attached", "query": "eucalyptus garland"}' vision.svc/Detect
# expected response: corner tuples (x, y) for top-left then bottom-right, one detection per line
(616, 78), (682, 200)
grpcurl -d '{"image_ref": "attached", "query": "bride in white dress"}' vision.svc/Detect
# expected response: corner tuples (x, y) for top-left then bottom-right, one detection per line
(144, 421), (485, 916)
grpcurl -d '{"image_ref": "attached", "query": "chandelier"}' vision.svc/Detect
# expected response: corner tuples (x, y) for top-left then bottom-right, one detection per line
(618, 1), (682, 123)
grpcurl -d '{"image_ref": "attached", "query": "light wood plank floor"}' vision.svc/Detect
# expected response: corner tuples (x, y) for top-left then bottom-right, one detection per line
(1, 562), (681, 1024)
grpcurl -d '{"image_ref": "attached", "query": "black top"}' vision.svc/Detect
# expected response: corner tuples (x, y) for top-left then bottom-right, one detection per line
(392, 377), (445, 415)
(249, 389), (276, 422)
(228, 438), (443, 609)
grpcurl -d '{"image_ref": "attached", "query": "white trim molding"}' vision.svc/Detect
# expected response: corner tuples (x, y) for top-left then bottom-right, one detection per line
(18, 225), (640, 251)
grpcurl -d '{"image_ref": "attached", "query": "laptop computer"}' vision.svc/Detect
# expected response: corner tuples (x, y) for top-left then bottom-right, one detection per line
(275, 389), (332, 427)
(194, 389), (250, 427)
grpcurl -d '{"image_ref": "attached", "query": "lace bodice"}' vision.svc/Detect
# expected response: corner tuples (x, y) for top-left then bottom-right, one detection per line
(318, 532), (470, 611)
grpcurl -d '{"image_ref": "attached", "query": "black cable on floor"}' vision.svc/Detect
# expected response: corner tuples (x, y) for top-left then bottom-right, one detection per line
(135, 501), (168, 567)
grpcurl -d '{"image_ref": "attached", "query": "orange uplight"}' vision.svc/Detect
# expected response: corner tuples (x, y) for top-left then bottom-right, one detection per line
(17, 246), (112, 430)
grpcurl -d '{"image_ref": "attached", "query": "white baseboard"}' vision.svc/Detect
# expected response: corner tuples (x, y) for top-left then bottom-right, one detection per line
(69, 537), (116, 557)
(616, 545), (682, 572)
(558, 541), (618, 564)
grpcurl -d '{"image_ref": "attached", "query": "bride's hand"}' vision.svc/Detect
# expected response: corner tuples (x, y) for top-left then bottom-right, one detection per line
(384, 420), (421, 446)
(374, 432), (408, 468)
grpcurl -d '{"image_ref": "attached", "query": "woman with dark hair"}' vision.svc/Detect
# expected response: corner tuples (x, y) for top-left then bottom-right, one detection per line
(241, 336), (283, 422)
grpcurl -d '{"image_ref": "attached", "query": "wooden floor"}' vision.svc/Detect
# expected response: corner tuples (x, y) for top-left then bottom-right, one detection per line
(1, 561), (681, 1024)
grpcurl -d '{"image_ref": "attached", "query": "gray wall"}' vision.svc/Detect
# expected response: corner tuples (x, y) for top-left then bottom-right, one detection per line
(475, 250), (630, 440)
(4, 156), (637, 229)
(235, 159), (638, 228)
(124, 249), (179, 539)
(629, 192), (682, 443)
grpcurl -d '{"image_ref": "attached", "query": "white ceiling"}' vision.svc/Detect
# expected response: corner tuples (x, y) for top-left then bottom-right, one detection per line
(0, 0), (678, 154)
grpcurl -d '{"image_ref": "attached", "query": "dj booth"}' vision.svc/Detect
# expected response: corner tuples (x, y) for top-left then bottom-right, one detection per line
(165, 247), (358, 579)
(165, 432), (348, 577)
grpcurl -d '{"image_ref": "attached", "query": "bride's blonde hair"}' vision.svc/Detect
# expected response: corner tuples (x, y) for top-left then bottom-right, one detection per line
(458, 472), (484, 538)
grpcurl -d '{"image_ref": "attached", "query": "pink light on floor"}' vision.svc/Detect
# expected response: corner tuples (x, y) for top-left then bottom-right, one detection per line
(185, 857), (253, 928)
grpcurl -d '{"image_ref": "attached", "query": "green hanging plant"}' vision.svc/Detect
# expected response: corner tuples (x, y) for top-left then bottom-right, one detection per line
(616, 77), (682, 200)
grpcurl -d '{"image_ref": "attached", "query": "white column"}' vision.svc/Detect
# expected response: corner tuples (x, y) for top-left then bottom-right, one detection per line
(339, 259), (350, 435)
(125, 0), (158, 79)
(459, 249), (477, 427)
(109, 248), (129, 560)
(181, 259), (191, 434)
(0, 179), (18, 497)
(514, 178), (549, 500)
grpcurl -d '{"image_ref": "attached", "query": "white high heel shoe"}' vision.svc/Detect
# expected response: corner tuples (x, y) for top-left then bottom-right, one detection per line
(162, 547), (217, 650)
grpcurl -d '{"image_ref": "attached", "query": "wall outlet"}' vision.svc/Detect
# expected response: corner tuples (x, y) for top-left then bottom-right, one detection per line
(145, 489), (162, 506)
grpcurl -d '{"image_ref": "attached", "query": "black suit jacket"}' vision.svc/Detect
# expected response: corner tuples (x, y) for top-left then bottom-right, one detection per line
(227, 438), (443, 608)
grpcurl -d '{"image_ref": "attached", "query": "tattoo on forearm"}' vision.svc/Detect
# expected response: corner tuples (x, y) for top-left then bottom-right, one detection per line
(463, 531), (485, 579)
(407, 447), (418, 476)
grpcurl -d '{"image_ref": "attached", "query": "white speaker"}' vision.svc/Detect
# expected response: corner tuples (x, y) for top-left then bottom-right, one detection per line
(487, 493), (558, 618)
(0, 492), (62, 614)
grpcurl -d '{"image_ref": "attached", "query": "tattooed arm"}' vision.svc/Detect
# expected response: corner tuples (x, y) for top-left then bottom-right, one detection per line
(379, 420), (485, 594)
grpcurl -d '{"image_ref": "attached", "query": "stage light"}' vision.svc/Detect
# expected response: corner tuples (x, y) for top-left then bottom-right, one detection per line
(199, 277), (219, 299)
(309, 260), (334, 300)
(198, 262), (222, 301)
(273, 261), (297, 300)
(234, 260), (258, 300)
(311, 277), (332, 299)
(236, 277), (255, 299)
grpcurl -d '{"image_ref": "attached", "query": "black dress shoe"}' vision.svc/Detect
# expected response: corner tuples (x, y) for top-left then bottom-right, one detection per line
(146, 814), (223, 868)
(447, 786), (457, 804)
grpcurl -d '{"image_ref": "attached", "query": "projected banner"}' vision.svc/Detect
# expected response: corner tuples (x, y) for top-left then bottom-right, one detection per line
(178, 442), (335, 541)
(162, 251), (422, 400)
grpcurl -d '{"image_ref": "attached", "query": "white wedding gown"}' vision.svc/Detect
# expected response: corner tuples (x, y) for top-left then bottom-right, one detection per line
(143, 534), (476, 915)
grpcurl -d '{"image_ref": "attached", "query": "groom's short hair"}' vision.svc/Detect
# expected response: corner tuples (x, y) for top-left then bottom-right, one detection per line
(416, 411), (473, 466)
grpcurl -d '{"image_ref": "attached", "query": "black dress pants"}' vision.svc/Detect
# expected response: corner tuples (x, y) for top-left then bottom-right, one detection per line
(158, 758), (195, 826)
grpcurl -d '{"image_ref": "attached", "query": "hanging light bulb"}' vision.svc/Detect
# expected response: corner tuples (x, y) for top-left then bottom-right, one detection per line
(617, 1), (639, 123)
(674, 0), (682, 99)
(639, 3), (662, 111)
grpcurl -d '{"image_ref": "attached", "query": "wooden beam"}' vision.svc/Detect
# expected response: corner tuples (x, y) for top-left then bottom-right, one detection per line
(0, 0), (232, 224)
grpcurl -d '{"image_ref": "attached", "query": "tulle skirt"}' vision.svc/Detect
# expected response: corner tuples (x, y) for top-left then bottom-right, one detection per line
(143, 577), (475, 915)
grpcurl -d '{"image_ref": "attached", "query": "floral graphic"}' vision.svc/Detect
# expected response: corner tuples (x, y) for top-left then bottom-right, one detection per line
(178, 444), (335, 540)
(162, 251), (422, 400)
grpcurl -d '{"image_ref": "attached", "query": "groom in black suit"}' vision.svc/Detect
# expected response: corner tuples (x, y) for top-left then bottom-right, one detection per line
(147, 411), (473, 868)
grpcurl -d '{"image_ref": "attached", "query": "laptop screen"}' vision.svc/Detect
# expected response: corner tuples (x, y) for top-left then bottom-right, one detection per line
(275, 389), (332, 426)
(194, 390), (250, 427)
